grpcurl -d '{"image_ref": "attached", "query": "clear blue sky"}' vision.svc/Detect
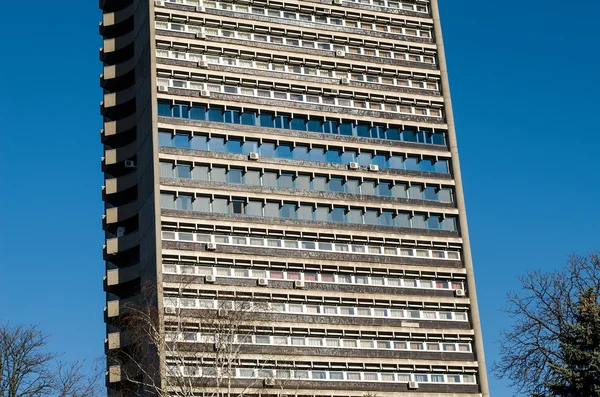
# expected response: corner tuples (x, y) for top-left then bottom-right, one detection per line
(0, 1), (598, 395)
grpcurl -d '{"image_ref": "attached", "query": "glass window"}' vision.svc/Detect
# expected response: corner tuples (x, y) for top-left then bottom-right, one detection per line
(176, 195), (193, 211)
(329, 177), (344, 193)
(279, 173), (295, 189)
(379, 211), (395, 226)
(357, 152), (372, 166)
(175, 164), (191, 179)
(246, 200), (262, 216)
(277, 143), (293, 158)
(347, 208), (363, 224)
(295, 174), (311, 190)
(309, 146), (326, 162)
(263, 171), (278, 187)
(325, 148), (342, 163)
(378, 182), (392, 196)
(231, 200), (245, 214)
(345, 179), (360, 194)
(160, 162), (173, 177)
(227, 168), (243, 184)
(264, 202), (279, 217)
(259, 112), (274, 128)
(160, 193), (175, 209)
(245, 170), (260, 185)
(211, 167), (226, 182)
(298, 204), (314, 220)
(241, 110), (256, 126)
(330, 207), (346, 223)
(226, 138), (243, 154)
(209, 136), (226, 152)
(259, 141), (276, 158)
(361, 180), (376, 196)
(191, 134), (208, 150)
(313, 176), (327, 191)
(281, 203), (296, 219)
(173, 133), (191, 149)
(314, 206), (329, 221)
(364, 210), (378, 225)
(158, 131), (172, 147)
(212, 198), (229, 213)
(293, 145), (310, 160)
(207, 107), (223, 122)
(158, 102), (171, 117)
(191, 165), (208, 181)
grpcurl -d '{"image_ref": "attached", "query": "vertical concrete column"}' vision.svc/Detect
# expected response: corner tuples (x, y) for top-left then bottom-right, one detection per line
(430, 1), (490, 396)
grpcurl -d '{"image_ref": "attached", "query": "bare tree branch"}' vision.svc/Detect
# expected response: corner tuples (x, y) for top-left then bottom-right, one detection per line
(493, 252), (600, 396)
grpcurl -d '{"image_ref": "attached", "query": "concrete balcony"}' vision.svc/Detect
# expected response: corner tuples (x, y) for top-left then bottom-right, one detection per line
(106, 365), (121, 384)
(101, 3), (134, 28)
(105, 230), (139, 255)
(105, 332), (121, 351)
(103, 85), (136, 108)
(102, 56), (136, 81)
(103, 113), (136, 138)
(105, 171), (137, 195)
(103, 30), (134, 54)
(104, 263), (141, 289)
(105, 201), (139, 224)
(104, 140), (136, 165)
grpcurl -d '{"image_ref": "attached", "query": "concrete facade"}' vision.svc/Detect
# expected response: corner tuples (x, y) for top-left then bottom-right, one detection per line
(100, 0), (489, 395)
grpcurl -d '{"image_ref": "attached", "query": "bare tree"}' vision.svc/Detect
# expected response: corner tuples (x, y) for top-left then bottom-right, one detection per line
(115, 280), (276, 397)
(494, 252), (600, 396)
(0, 323), (57, 397)
(0, 322), (102, 397)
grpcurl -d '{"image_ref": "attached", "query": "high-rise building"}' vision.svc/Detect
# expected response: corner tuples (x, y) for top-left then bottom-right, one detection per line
(101, 0), (489, 395)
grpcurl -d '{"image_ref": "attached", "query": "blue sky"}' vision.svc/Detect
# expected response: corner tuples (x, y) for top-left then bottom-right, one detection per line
(0, 1), (598, 395)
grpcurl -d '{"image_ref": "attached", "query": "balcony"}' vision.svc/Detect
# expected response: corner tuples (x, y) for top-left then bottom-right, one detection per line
(105, 230), (140, 255)
(104, 141), (137, 167)
(105, 171), (137, 195)
(104, 263), (141, 290)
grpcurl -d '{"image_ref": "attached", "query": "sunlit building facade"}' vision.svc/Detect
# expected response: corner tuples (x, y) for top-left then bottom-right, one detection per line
(100, 0), (489, 395)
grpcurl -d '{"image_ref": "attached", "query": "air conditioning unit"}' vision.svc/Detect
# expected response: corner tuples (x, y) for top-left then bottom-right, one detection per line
(217, 308), (228, 317)
(249, 152), (260, 160)
(264, 378), (276, 387)
(340, 77), (350, 84)
(197, 60), (209, 68)
(158, 85), (169, 92)
(154, 0), (165, 7)
(124, 160), (136, 168)
(294, 280), (305, 289)
(116, 226), (126, 238)
(196, 5), (205, 12)
(205, 274), (216, 283)
(206, 242), (217, 251)
(408, 381), (419, 390)
(455, 289), (466, 297)
(332, 0), (343, 4)
(200, 90), (211, 97)
(368, 164), (380, 172)
(196, 32), (207, 39)
(335, 50), (345, 57)
(258, 278), (268, 286)
(165, 307), (177, 314)
(348, 162), (359, 170)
